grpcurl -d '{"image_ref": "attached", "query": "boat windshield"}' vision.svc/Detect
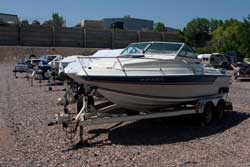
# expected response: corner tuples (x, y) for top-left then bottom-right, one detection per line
(121, 42), (183, 56)
(120, 43), (150, 56)
(145, 43), (182, 55)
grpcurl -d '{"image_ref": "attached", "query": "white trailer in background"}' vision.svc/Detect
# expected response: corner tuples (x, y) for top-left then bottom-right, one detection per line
(198, 53), (231, 69)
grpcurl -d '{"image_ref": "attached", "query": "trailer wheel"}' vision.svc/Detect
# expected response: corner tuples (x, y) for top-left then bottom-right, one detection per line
(215, 100), (225, 120)
(202, 103), (213, 125)
(42, 70), (50, 80)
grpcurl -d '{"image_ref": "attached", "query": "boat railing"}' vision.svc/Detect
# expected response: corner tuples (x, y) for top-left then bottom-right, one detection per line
(77, 56), (196, 77)
(77, 56), (175, 76)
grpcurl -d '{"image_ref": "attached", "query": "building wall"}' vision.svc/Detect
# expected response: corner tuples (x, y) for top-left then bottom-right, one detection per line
(165, 27), (180, 33)
(103, 18), (154, 31)
(82, 20), (105, 29)
(0, 13), (19, 25)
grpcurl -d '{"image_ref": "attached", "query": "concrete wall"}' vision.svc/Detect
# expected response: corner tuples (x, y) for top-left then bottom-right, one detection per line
(0, 25), (181, 49)
(0, 46), (101, 62)
(0, 25), (19, 45)
(20, 25), (53, 46)
(55, 27), (83, 47)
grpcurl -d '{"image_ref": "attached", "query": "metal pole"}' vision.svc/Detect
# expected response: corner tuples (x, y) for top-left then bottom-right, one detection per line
(116, 57), (127, 77)
(30, 70), (35, 87)
(79, 95), (88, 144)
(79, 125), (84, 143)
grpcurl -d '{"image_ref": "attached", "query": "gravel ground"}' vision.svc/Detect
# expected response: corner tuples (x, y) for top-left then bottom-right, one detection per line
(1, 62), (250, 167)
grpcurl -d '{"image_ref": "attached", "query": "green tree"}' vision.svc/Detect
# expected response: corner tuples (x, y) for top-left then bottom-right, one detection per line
(211, 19), (242, 54)
(154, 22), (165, 32)
(183, 18), (211, 47)
(239, 15), (250, 58)
(210, 19), (224, 32)
(182, 15), (250, 58)
(51, 12), (65, 27)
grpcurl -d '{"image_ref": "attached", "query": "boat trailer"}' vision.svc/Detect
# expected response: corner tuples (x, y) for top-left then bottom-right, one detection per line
(48, 91), (233, 145)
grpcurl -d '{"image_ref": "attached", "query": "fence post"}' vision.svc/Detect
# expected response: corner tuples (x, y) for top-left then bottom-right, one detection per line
(137, 31), (141, 42)
(18, 25), (21, 46)
(161, 32), (165, 41)
(81, 27), (85, 48)
(111, 29), (115, 49)
(19, 25), (22, 46)
(83, 28), (87, 48)
(52, 26), (55, 47)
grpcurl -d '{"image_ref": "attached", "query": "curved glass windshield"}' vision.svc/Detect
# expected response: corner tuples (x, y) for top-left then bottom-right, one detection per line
(145, 43), (182, 55)
(177, 45), (197, 58)
(121, 42), (183, 56)
(121, 43), (150, 56)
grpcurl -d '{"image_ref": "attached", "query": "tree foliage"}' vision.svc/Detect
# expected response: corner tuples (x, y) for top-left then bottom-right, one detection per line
(211, 19), (242, 53)
(209, 18), (250, 58)
(210, 19), (224, 32)
(182, 16), (250, 58)
(183, 18), (211, 47)
(154, 22), (165, 32)
(239, 15), (250, 58)
(51, 13), (65, 27)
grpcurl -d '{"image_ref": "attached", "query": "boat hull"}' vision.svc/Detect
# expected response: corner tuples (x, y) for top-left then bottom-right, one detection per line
(82, 75), (230, 111)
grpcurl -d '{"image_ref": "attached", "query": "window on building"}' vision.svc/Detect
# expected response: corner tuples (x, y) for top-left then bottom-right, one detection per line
(111, 22), (124, 29)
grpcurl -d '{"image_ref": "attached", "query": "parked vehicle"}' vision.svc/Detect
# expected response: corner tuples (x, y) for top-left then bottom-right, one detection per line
(231, 62), (250, 80)
(38, 55), (63, 79)
(13, 54), (63, 79)
(198, 53), (231, 69)
(13, 58), (43, 75)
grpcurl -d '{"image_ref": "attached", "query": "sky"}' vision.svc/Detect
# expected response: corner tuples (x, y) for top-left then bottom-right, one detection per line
(0, 0), (249, 29)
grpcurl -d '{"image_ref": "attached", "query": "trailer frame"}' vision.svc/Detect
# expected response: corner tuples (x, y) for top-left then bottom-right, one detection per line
(48, 93), (232, 145)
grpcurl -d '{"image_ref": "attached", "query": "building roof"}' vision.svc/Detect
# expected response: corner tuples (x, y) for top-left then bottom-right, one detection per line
(165, 26), (180, 33)
(0, 13), (19, 25)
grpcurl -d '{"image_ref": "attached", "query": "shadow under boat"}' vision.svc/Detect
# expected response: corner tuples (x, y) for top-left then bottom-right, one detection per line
(63, 110), (249, 151)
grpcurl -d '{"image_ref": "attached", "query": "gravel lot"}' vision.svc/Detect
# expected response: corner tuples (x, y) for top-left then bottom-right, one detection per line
(1, 62), (250, 167)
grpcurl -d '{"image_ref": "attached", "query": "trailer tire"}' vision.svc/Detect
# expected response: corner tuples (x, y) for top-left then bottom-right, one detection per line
(42, 70), (50, 80)
(215, 100), (225, 120)
(202, 103), (213, 125)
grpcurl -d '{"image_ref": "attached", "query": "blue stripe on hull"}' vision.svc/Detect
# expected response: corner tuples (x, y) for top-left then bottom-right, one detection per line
(82, 75), (223, 85)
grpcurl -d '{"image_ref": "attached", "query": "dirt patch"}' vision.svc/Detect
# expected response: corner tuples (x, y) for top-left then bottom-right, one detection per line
(0, 128), (13, 147)
(1, 62), (250, 166)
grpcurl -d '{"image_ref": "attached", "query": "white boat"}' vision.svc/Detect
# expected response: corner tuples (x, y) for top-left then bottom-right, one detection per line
(63, 49), (124, 84)
(58, 55), (82, 80)
(72, 42), (231, 111)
